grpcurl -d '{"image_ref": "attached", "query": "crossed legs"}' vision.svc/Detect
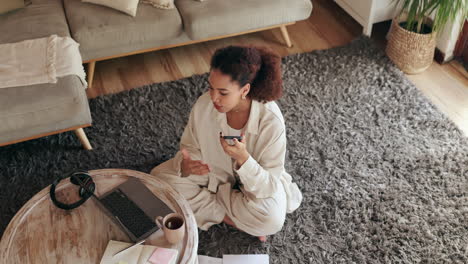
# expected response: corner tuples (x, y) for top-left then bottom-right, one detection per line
(150, 159), (287, 240)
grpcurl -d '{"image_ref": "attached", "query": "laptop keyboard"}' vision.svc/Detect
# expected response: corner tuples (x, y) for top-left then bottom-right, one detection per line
(99, 189), (157, 238)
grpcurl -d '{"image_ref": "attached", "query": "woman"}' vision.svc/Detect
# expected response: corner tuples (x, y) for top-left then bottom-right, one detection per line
(151, 45), (302, 242)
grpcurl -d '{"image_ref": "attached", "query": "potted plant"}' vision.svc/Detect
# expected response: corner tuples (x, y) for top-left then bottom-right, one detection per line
(386, 0), (468, 74)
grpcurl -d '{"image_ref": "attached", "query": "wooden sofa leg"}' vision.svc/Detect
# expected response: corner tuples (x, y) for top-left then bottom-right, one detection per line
(279, 25), (293, 48)
(87, 61), (96, 88)
(74, 128), (93, 150)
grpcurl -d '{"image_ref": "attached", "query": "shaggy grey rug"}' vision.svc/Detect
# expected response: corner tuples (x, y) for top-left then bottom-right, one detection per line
(1, 37), (467, 264)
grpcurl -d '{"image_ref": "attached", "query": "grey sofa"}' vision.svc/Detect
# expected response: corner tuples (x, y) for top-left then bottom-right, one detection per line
(0, 0), (313, 149)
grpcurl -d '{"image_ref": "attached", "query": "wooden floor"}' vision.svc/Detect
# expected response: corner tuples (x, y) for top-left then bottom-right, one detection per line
(86, 0), (468, 135)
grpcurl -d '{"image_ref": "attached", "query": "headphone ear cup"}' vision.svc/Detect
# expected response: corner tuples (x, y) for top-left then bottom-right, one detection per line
(70, 172), (90, 186)
(79, 181), (95, 198)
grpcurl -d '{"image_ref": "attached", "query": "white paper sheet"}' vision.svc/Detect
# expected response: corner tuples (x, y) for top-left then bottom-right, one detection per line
(223, 254), (269, 264)
(100, 240), (143, 264)
(198, 255), (223, 264)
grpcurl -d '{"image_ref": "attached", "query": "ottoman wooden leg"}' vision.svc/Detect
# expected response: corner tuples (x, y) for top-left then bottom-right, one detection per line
(280, 25), (292, 48)
(87, 61), (96, 88)
(74, 128), (92, 150)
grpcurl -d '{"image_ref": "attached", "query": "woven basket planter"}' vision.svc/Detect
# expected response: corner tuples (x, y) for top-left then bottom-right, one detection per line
(386, 18), (437, 74)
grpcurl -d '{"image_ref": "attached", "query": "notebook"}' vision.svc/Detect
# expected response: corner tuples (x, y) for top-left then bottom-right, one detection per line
(100, 240), (178, 264)
(198, 254), (269, 264)
(198, 255), (222, 264)
(223, 254), (269, 264)
(148, 248), (178, 264)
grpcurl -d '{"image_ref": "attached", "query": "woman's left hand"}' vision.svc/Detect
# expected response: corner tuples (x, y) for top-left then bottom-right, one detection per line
(219, 132), (250, 167)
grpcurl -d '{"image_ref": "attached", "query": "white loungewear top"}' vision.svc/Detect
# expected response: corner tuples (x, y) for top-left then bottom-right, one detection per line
(171, 92), (302, 213)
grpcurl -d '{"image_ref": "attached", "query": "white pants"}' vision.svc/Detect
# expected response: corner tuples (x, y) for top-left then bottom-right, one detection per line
(150, 159), (287, 236)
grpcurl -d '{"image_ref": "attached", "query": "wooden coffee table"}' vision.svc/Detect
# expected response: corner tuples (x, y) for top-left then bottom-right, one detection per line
(0, 169), (198, 263)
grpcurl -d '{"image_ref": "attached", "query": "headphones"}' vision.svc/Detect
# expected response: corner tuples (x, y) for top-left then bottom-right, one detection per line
(49, 171), (96, 210)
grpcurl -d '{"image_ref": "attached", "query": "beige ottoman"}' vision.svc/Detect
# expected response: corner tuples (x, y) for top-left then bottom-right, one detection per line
(0, 0), (92, 149)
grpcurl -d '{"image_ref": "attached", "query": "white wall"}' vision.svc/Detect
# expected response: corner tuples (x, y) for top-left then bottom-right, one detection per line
(435, 13), (464, 62)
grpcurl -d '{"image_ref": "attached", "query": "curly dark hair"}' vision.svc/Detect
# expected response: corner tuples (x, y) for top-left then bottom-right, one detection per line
(210, 45), (283, 103)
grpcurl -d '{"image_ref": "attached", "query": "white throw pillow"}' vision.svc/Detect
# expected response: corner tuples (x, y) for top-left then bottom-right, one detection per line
(82, 0), (139, 17)
(141, 0), (175, 9)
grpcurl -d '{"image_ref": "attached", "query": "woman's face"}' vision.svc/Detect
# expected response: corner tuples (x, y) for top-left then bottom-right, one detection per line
(208, 69), (249, 113)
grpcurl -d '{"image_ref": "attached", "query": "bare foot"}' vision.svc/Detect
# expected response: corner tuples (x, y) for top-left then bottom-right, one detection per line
(223, 215), (236, 227)
(224, 215), (268, 242)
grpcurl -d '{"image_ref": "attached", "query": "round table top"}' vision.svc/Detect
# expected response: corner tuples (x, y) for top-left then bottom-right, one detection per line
(0, 169), (198, 264)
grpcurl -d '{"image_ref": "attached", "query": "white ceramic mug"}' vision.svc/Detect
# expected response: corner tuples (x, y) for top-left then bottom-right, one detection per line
(155, 213), (185, 244)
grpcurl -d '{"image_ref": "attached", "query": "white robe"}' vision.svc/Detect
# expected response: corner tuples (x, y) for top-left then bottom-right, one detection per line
(151, 92), (302, 236)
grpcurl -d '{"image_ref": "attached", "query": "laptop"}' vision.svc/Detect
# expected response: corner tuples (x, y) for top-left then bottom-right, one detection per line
(93, 177), (174, 242)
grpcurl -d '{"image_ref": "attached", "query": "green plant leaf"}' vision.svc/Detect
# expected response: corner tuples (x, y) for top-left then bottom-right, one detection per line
(392, 0), (468, 34)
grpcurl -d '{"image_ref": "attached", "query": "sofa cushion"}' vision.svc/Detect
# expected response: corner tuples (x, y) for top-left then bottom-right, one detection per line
(64, 0), (184, 62)
(0, 76), (92, 144)
(82, 0), (139, 17)
(0, 0), (70, 44)
(175, 0), (313, 40)
(142, 0), (175, 10)
(0, 0), (24, 15)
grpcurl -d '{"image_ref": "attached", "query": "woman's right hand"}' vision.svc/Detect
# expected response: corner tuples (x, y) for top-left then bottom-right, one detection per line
(180, 148), (211, 177)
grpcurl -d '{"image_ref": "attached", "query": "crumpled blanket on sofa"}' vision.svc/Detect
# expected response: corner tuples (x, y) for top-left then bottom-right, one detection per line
(0, 34), (87, 89)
